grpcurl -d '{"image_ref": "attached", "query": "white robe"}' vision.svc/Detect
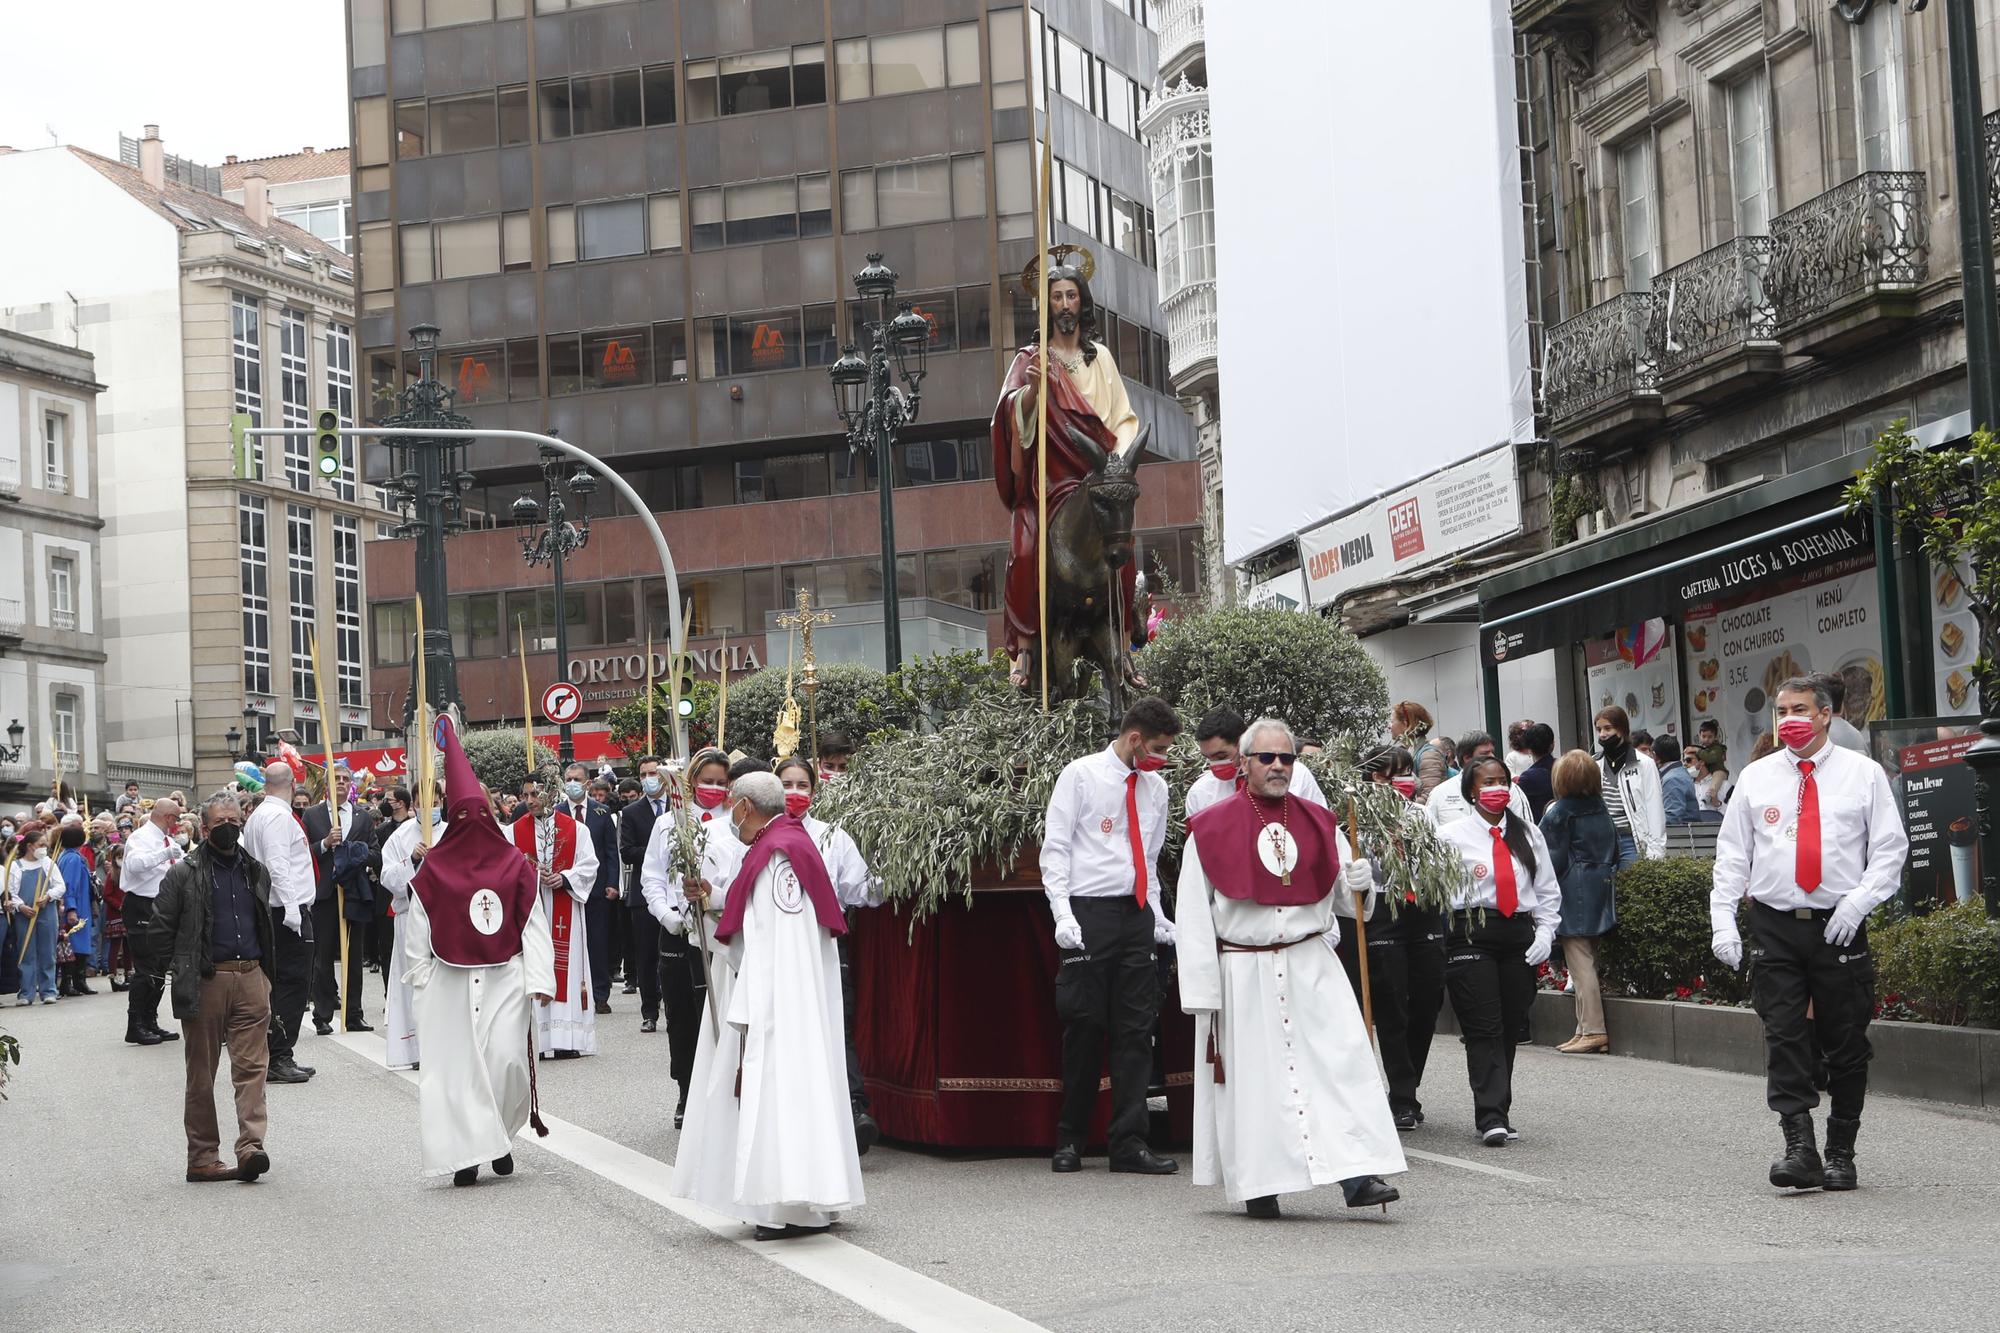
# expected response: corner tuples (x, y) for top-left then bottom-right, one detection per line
(1176, 838), (1406, 1203)
(402, 889), (556, 1177)
(528, 816), (599, 1055)
(377, 815), (437, 1069)
(670, 851), (863, 1228)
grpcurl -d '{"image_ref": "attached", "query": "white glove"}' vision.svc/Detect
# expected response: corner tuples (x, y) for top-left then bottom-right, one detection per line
(1712, 930), (1743, 970)
(1524, 929), (1553, 968)
(1154, 918), (1177, 947)
(282, 904), (303, 933)
(1343, 858), (1373, 894)
(1824, 897), (1869, 948)
(1053, 915), (1084, 951)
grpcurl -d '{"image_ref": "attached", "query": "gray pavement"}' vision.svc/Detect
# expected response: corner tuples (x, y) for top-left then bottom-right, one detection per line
(5, 982), (2000, 1332)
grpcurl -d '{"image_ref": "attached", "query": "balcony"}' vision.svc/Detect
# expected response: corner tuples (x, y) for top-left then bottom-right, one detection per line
(45, 467), (70, 495)
(0, 597), (22, 639)
(52, 608), (77, 631)
(1163, 280), (1218, 388)
(1653, 235), (1781, 406)
(1767, 171), (1929, 356)
(0, 459), (18, 499)
(1541, 291), (1661, 448)
(1155, 0), (1204, 83)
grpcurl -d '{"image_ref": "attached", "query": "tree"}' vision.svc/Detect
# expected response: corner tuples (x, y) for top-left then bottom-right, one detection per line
(460, 728), (560, 795)
(1136, 605), (1389, 743)
(1848, 422), (1999, 713)
(683, 662), (910, 764)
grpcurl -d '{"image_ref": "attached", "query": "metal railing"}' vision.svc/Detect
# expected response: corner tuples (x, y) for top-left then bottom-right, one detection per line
(1653, 235), (1778, 381)
(0, 459), (18, 497)
(1163, 280), (1219, 381)
(0, 597), (22, 637)
(1155, 0), (1204, 79)
(1767, 170), (1929, 327)
(51, 608), (77, 631)
(44, 466), (70, 495)
(1542, 291), (1659, 422)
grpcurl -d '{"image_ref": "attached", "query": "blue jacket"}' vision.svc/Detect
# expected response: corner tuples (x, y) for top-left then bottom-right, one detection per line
(1539, 795), (1627, 938)
(58, 849), (93, 955)
(1659, 761), (1699, 824)
(562, 798), (620, 895)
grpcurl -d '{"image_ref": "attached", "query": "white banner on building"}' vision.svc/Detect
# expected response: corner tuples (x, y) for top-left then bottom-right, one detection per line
(1297, 445), (1522, 608)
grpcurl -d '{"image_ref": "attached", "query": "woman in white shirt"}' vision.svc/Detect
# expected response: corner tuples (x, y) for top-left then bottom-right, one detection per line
(1437, 758), (1562, 1148)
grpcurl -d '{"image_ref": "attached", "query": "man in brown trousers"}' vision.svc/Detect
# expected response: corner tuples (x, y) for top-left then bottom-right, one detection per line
(149, 790), (275, 1183)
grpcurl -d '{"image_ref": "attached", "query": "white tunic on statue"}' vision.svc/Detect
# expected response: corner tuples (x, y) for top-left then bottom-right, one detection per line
(669, 850), (864, 1229)
(401, 889), (556, 1176)
(528, 815), (599, 1055)
(376, 814), (437, 1069)
(1175, 836), (1406, 1204)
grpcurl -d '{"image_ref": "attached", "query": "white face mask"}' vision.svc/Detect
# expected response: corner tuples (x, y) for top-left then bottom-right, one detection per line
(728, 801), (754, 846)
(175, 833), (191, 848)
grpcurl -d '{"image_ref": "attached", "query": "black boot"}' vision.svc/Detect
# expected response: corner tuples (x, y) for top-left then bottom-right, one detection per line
(1244, 1195), (1280, 1219)
(453, 1165), (479, 1186)
(1770, 1112), (1824, 1190)
(673, 1086), (688, 1130)
(492, 1153), (515, 1176)
(1822, 1117), (1860, 1192)
(124, 1022), (163, 1046)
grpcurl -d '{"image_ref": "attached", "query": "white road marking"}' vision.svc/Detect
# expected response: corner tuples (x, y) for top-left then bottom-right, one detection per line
(1402, 1147), (1551, 1185)
(330, 1032), (1049, 1333)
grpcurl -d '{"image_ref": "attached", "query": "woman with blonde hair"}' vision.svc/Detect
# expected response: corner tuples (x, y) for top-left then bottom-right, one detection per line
(1538, 751), (1629, 1054)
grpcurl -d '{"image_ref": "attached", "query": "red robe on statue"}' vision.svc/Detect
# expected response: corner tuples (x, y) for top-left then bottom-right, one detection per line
(990, 344), (1139, 658)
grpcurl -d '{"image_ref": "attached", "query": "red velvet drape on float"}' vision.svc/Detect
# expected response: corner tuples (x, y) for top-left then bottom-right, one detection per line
(851, 848), (1194, 1149)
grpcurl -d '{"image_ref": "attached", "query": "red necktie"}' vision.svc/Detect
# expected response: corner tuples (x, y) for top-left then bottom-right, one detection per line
(1489, 826), (1518, 916)
(1796, 760), (1821, 893)
(1125, 771), (1148, 910)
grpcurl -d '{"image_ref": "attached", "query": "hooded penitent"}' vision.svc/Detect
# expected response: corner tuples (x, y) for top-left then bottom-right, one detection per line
(409, 716), (540, 969)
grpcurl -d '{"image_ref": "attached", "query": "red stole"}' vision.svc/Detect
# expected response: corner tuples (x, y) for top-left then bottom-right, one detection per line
(511, 814), (581, 1007)
(1186, 788), (1342, 907)
(713, 814), (848, 943)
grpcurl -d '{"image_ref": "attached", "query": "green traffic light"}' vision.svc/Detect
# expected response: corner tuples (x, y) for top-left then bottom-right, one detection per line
(677, 698), (694, 718)
(317, 453), (341, 476)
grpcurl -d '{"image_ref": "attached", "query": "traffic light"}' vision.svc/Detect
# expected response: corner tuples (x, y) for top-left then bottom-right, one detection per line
(314, 408), (341, 478)
(670, 653), (698, 717)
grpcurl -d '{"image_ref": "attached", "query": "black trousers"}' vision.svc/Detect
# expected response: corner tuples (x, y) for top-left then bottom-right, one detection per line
(371, 889), (396, 982)
(585, 892), (613, 1005)
(1747, 901), (1874, 1119)
(123, 894), (164, 1032)
(310, 898), (368, 1024)
(1444, 910), (1536, 1133)
(1337, 903), (1446, 1119)
(629, 905), (661, 1021)
(839, 928), (869, 1115)
(608, 905), (631, 985)
(266, 906), (314, 1059)
(1056, 896), (1160, 1157)
(659, 927), (705, 1093)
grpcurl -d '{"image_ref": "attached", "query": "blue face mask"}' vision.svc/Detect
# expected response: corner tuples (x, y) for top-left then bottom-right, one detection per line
(564, 781), (585, 801)
(641, 775), (662, 797)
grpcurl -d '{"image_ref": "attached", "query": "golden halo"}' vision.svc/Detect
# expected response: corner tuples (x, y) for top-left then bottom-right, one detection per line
(1018, 242), (1097, 298)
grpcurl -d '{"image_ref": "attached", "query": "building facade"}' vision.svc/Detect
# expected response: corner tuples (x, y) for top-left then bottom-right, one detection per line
(224, 146), (355, 255)
(344, 0), (1203, 725)
(0, 129), (372, 796)
(0, 330), (108, 806)
(1481, 0), (1986, 754)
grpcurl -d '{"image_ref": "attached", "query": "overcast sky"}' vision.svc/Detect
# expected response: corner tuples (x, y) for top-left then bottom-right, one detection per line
(0, 2), (350, 164)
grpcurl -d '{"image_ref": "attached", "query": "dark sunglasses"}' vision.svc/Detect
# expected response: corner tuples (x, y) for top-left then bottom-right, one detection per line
(1247, 751), (1297, 766)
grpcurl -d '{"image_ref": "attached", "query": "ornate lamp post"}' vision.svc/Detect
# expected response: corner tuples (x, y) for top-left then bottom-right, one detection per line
(827, 253), (930, 673)
(240, 705), (260, 761)
(379, 324), (476, 725)
(0, 719), (22, 765)
(513, 439), (596, 764)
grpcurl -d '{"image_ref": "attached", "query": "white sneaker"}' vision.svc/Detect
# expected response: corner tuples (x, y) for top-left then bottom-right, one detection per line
(1504, 1125), (1520, 1142)
(1481, 1126), (1509, 1147)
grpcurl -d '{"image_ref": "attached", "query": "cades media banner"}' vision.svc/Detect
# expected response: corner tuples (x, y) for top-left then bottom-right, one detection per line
(1297, 445), (1522, 608)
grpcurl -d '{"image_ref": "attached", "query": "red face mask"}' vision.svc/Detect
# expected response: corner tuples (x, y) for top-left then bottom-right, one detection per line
(1207, 761), (1239, 782)
(1135, 752), (1168, 773)
(693, 784), (729, 809)
(1476, 787), (1512, 814)
(1777, 717), (1817, 751)
(1391, 776), (1417, 798)
(783, 791), (811, 818)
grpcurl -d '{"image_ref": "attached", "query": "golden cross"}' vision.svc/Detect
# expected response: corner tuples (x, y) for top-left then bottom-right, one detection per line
(776, 588), (836, 675)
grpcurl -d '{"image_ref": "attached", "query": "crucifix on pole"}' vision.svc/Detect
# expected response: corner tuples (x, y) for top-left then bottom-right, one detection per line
(777, 589), (836, 765)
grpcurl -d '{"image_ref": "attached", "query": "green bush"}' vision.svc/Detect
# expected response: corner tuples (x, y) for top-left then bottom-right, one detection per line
(460, 728), (560, 796)
(1596, 857), (1749, 1004)
(1870, 901), (2000, 1028)
(692, 661), (910, 765)
(1137, 606), (1388, 745)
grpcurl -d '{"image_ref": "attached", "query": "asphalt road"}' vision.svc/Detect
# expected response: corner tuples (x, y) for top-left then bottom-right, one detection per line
(6, 982), (2000, 1332)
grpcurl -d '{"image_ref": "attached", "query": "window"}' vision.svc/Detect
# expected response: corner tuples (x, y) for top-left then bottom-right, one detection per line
(990, 8), (1026, 109)
(277, 200), (352, 253)
(577, 198), (645, 259)
(799, 174), (832, 236)
(396, 99), (428, 157)
(502, 210), (532, 270)
(585, 327), (650, 390)
(537, 79), (572, 140)
(400, 223), (435, 283)
(42, 411), (68, 493)
(652, 321), (689, 382)
(570, 70), (644, 136)
(49, 553), (76, 628)
(333, 515), (363, 708)
(1105, 67), (1136, 137)
(52, 692), (79, 763)
(280, 307), (311, 492)
(1061, 160), (1096, 235)
(876, 158), (951, 226)
(995, 140), (1034, 240)
(688, 48), (804, 119)
(730, 310), (802, 374)
(725, 179), (798, 245)
(241, 495), (271, 695)
(1108, 189), (1141, 257)
(232, 293), (264, 477)
(835, 38), (870, 101)
(903, 290), (958, 353)
(794, 44), (828, 106)
(426, 0), (492, 27)
(545, 206), (577, 264)
(431, 92), (498, 153)
(1055, 33), (1092, 112)
(436, 216), (501, 278)
(499, 85), (531, 145)
(945, 23), (980, 86)
(288, 505), (317, 701)
(326, 322), (357, 502)
(547, 333), (583, 396)
(1617, 137), (1659, 290)
(690, 188), (723, 250)
(1854, 6), (1908, 172)
(839, 170), (875, 232)
(372, 601), (410, 667)
(958, 284), (991, 348)
(642, 64), (677, 125)
(872, 30), (946, 96)
(925, 546), (1003, 612)
(451, 345), (507, 405)
(803, 303), (840, 367)
(508, 337), (540, 399)
(951, 153), (986, 219)
(1727, 72), (1775, 238)
(736, 453), (831, 504)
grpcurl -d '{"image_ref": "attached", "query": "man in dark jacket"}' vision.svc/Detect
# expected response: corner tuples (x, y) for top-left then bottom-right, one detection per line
(618, 757), (670, 1033)
(303, 767), (380, 1034)
(1515, 722), (1557, 822)
(149, 791), (276, 1184)
(561, 762), (621, 1014)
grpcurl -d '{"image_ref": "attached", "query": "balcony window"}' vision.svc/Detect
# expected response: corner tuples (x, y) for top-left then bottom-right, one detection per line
(1854, 4), (1909, 172)
(1727, 72), (1775, 238)
(1617, 138), (1659, 291)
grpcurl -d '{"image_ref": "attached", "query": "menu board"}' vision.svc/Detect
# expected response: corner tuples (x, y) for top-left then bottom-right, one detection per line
(1872, 720), (1983, 908)
(1931, 556), (1978, 714)
(1583, 622), (1682, 739)
(1682, 555), (1883, 778)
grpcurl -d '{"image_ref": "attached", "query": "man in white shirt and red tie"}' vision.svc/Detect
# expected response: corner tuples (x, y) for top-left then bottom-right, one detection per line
(1040, 696), (1181, 1176)
(512, 779), (600, 1057)
(1711, 675), (1906, 1192)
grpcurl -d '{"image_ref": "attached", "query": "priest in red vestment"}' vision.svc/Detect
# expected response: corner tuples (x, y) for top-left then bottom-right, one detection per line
(510, 784), (600, 1057)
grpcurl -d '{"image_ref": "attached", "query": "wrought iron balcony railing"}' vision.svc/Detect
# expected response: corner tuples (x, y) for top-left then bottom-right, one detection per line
(1767, 171), (1929, 328)
(1164, 280), (1219, 382)
(1653, 235), (1777, 381)
(1155, 0), (1204, 80)
(0, 597), (22, 637)
(1542, 291), (1659, 423)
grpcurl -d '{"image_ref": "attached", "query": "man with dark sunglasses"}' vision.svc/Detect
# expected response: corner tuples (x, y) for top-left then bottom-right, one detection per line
(1185, 706), (1331, 821)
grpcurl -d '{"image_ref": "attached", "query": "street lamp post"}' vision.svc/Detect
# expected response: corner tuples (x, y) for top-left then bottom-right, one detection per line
(225, 723), (242, 761)
(512, 440), (596, 765)
(241, 705), (259, 761)
(379, 325), (476, 726)
(828, 253), (930, 674)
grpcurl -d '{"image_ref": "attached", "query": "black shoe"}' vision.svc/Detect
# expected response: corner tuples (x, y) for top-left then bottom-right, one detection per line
(674, 1089), (689, 1131)
(1393, 1108), (1419, 1132)
(125, 1026), (163, 1047)
(346, 1017), (374, 1033)
(553, 1049), (583, 1060)
(1343, 1176), (1400, 1208)
(75, 981), (97, 994)
(238, 1150), (271, 1182)
(314, 1020), (333, 1036)
(292, 1061), (316, 1076)
(1771, 1112), (1825, 1190)
(1822, 1117), (1860, 1191)
(110, 979), (129, 993)
(594, 1000), (612, 1015)
(147, 1025), (179, 1042)
(753, 1223), (829, 1241)
(623, 984), (639, 995)
(640, 1018), (658, 1033)
(854, 1111), (879, 1157)
(1244, 1194), (1281, 1219)
(492, 1153), (515, 1177)
(1109, 1147), (1179, 1176)
(1050, 1144), (1083, 1173)
(453, 1166), (479, 1186)
(267, 1059), (312, 1084)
